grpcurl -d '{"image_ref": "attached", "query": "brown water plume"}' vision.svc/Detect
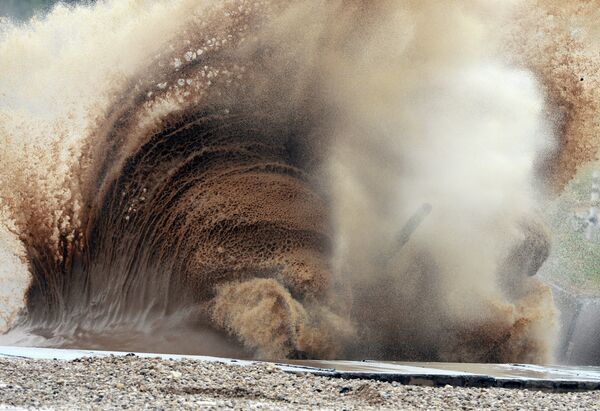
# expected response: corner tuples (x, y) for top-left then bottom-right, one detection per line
(0, 0), (596, 363)
(508, 0), (600, 192)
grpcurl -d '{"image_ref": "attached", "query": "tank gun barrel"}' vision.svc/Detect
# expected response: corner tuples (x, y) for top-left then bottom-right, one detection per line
(379, 203), (432, 263)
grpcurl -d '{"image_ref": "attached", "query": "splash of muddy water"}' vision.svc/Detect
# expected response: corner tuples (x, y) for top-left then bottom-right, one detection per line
(0, 0), (596, 362)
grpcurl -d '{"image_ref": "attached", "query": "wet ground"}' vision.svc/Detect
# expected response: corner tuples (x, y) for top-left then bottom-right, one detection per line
(1, 346), (600, 392)
(2, 354), (599, 410)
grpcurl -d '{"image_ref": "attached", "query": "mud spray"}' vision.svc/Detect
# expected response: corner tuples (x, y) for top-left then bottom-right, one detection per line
(0, 0), (597, 362)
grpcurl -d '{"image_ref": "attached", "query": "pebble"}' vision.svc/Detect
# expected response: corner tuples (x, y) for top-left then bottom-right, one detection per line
(0, 356), (597, 410)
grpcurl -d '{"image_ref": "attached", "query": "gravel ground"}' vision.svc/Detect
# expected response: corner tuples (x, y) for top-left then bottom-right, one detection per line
(0, 356), (598, 410)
